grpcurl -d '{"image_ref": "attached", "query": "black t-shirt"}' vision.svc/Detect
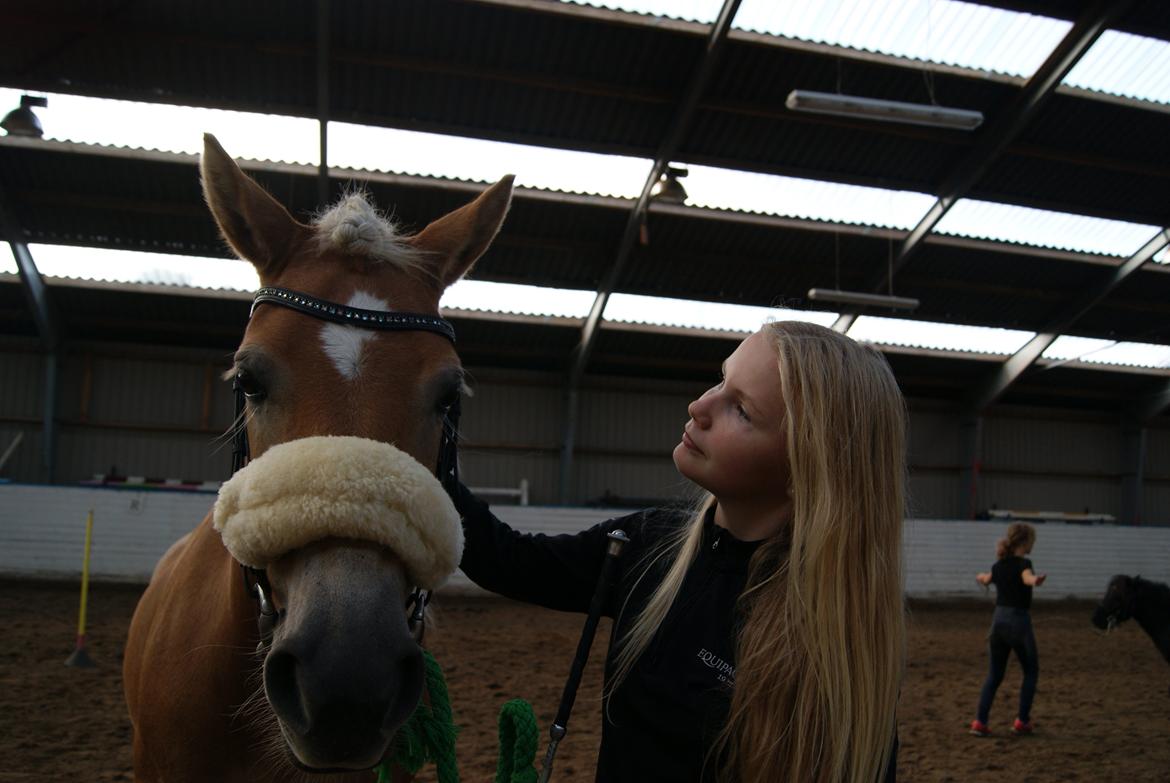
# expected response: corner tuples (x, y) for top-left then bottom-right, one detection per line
(453, 484), (898, 782)
(991, 556), (1034, 609)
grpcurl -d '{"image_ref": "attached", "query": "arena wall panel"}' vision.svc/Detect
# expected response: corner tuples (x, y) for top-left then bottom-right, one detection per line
(1147, 427), (1170, 475)
(907, 471), (958, 519)
(0, 351), (44, 419)
(1, 345), (1166, 520)
(1142, 484), (1170, 526)
(0, 422), (42, 483)
(979, 474), (1120, 519)
(3, 485), (1168, 600)
(907, 410), (959, 468)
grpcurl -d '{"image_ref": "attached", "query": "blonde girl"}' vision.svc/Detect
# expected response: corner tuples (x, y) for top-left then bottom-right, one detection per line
(456, 321), (907, 782)
(970, 522), (1047, 737)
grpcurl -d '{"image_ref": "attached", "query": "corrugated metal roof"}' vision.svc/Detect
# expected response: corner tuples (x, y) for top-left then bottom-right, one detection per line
(732, 0), (1071, 79)
(3, 138), (1166, 348)
(1043, 336), (1170, 370)
(1063, 29), (1170, 106)
(6, 0), (1166, 225)
(850, 314), (1036, 355)
(935, 199), (1161, 257)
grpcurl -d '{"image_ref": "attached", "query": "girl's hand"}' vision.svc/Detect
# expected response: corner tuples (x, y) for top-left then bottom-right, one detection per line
(1034, 573), (1047, 586)
(975, 572), (992, 587)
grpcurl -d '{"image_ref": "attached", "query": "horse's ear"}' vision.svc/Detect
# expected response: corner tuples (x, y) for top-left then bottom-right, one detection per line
(200, 133), (309, 280)
(408, 175), (514, 289)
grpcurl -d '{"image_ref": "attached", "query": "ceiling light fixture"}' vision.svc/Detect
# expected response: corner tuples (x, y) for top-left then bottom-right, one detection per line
(786, 90), (983, 131)
(807, 288), (920, 311)
(1, 95), (48, 137)
(649, 165), (688, 204)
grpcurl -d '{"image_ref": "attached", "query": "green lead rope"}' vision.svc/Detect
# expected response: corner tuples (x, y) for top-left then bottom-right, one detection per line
(377, 650), (540, 783)
(495, 699), (540, 783)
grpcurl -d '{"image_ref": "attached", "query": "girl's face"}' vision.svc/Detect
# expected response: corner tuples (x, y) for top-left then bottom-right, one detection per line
(673, 331), (790, 506)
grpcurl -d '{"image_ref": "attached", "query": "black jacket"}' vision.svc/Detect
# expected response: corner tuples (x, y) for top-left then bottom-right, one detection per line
(455, 485), (897, 782)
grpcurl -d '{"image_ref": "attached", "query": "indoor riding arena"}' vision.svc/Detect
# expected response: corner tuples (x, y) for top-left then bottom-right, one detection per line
(2, 2), (1169, 782)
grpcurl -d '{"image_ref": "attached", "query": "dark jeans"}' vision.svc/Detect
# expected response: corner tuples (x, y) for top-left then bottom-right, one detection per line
(976, 606), (1039, 724)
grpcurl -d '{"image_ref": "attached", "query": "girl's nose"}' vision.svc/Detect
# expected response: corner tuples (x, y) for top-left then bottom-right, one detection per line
(688, 395), (712, 427)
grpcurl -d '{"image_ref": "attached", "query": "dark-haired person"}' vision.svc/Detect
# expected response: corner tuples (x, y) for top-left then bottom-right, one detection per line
(970, 522), (1047, 737)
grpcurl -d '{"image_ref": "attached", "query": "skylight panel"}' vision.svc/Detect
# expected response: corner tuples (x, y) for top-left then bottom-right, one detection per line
(1041, 335), (1116, 363)
(28, 244), (259, 290)
(0, 88), (651, 198)
(1043, 336), (1170, 369)
(1, 244), (15, 274)
(604, 293), (837, 333)
(851, 315), (1034, 354)
(329, 124), (649, 199)
(441, 280), (595, 319)
(1155, 247), (1168, 265)
(556, 0), (720, 22)
(934, 200), (1161, 256)
(1063, 30), (1170, 106)
(732, 0), (1070, 78)
(0, 88), (318, 163)
(1085, 342), (1170, 369)
(682, 165), (934, 229)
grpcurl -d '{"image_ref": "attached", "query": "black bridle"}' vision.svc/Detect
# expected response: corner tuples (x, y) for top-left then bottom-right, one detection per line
(231, 286), (461, 648)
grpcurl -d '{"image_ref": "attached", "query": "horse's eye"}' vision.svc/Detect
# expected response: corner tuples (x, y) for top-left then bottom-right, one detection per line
(235, 369), (267, 402)
(436, 385), (460, 415)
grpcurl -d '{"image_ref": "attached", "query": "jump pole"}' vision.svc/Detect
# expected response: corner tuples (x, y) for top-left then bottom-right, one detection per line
(65, 509), (97, 668)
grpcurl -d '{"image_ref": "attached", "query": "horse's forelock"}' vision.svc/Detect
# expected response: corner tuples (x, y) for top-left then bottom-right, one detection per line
(314, 193), (426, 272)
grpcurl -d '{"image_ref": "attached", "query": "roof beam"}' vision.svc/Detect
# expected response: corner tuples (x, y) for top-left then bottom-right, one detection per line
(0, 175), (62, 483)
(966, 227), (1169, 412)
(854, 0), (1131, 309)
(565, 0), (743, 390)
(558, 0), (742, 502)
(0, 179), (59, 351)
(1130, 380), (1170, 424)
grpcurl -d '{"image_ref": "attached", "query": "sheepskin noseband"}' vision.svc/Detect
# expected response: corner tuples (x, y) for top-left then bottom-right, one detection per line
(213, 435), (462, 590)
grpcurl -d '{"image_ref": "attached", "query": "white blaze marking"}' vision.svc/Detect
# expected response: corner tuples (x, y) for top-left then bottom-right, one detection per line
(320, 291), (391, 380)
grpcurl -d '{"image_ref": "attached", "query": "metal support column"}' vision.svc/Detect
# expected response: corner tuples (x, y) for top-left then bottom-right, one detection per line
(1, 177), (61, 483)
(1119, 420), (1146, 526)
(317, 0), (330, 207)
(957, 414), (983, 520)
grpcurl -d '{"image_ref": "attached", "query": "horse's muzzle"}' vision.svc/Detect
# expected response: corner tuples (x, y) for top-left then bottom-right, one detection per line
(265, 627), (424, 770)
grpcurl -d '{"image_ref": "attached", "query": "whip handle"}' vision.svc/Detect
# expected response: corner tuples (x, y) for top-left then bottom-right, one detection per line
(539, 529), (628, 782)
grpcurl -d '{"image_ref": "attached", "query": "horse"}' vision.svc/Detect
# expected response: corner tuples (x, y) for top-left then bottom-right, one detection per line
(1091, 574), (1170, 691)
(123, 133), (513, 782)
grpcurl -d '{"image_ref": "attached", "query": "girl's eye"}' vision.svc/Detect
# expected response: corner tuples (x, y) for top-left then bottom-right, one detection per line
(235, 369), (267, 402)
(736, 404), (751, 422)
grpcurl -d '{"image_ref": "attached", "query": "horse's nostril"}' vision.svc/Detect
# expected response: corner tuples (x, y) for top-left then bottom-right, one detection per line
(264, 650), (310, 735)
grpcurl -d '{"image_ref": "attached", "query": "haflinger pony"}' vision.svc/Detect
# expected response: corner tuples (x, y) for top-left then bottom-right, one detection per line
(1091, 574), (1170, 691)
(123, 134), (513, 782)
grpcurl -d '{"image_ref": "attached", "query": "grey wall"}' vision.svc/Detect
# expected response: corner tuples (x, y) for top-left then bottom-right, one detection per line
(4, 484), (1167, 599)
(1, 339), (1167, 523)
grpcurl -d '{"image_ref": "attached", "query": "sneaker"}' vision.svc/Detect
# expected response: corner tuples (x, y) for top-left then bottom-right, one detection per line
(969, 720), (992, 737)
(1011, 718), (1034, 735)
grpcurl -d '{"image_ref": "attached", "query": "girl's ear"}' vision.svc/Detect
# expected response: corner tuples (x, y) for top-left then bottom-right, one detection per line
(200, 133), (312, 281)
(407, 175), (514, 289)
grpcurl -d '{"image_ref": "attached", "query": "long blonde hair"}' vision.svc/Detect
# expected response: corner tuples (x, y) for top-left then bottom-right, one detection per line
(611, 321), (907, 783)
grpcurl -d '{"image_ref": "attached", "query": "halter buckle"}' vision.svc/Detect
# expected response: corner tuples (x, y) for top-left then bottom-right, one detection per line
(407, 588), (430, 643)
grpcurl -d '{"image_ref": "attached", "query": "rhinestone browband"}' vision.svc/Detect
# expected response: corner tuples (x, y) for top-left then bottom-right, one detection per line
(250, 286), (456, 343)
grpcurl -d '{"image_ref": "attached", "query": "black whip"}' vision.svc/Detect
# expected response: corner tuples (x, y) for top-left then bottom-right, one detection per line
(537, 529), (628, 783)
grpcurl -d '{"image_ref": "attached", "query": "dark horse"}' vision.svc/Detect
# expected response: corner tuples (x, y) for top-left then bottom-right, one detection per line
(1091, 575), (1170, 690)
